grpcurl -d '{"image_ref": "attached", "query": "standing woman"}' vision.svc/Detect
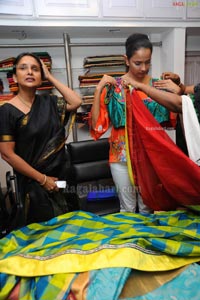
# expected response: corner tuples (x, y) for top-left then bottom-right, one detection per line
(0, 52), (82, 226)
(91, 33), (171, 213)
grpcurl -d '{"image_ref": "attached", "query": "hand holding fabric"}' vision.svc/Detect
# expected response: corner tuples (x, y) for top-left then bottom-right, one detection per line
(97, 74), (117, 90)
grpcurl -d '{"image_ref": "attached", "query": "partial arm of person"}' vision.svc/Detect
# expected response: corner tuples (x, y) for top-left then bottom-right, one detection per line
(123, 79), (182, 113)
(182, 85), (194, 95)
(161, 72), (181, 85)
(153, 79), (182, 94)
(41, 61), (82, 111)
(161, 72), (195, 95)
(91, 74), (117, 129)
(0, 142), (58, 191)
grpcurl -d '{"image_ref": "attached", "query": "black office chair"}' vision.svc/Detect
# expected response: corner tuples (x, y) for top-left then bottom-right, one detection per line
(66, 138), (120, 215)
(0, 181), (8, 238)
(0, 171), (24, 237)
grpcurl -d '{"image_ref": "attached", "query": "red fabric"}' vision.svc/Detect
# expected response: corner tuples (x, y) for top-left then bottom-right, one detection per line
(126, 88), (200, 211)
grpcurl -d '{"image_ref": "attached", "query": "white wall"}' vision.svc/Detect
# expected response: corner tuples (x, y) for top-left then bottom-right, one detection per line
(160, 28), (186, 82)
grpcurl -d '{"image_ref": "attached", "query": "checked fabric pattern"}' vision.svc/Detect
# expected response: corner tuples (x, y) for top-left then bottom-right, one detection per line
(1, 210), (200, 299)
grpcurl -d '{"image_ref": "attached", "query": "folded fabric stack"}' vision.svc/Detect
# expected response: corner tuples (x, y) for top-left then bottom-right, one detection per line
(7, 71), (17, 93)
(83, 54), (125, 68)
(0, 57), (15, 72)
(79, 71), (125, 88)
(79, 55), (126, 105)
(0, 57), (16, 98)
(0, 75), (14, 104)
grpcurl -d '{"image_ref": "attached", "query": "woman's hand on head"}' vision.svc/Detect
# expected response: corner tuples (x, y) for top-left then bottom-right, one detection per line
(40, 59), (51, 80)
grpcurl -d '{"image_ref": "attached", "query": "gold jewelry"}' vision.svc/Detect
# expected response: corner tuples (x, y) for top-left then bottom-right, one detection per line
(40, 174), (47, 186)
(17, 94), (34, 109)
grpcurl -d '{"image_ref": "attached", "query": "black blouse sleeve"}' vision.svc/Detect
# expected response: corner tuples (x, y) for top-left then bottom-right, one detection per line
(0, 104), (16, 142)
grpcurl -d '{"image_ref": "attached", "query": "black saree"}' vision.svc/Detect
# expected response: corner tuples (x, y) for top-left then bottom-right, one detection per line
(0, 94), (79, 227)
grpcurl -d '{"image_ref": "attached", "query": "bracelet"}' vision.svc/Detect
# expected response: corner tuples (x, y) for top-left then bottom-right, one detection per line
(40, 174), (47, 186)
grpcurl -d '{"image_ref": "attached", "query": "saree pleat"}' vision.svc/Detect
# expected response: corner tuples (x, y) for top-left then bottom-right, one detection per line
(126, 88), (200, 212)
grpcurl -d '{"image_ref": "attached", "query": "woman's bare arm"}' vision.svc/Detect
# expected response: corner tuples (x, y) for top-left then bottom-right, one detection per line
(123, 78), (182, 113)
(161, 72), (195, 95)
(0, 142), (58, 191)
(41, 60), (82, 111)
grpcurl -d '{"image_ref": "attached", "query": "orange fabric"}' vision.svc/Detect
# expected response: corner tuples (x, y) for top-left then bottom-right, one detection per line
(90, 84), (177, 164)
(126, 88), (200, 211)
(8, 283), (20, 300)
(67, 272), (89, 300)
(90, 86), (126, 163)
(90, 87), (110, 140)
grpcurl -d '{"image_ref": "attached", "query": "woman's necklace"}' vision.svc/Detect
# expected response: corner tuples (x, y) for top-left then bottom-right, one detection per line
(17, 94), (34, 109)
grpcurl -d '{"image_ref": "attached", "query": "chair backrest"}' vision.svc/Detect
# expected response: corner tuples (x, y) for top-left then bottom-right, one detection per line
(66, 138), (120, 215)
(67, 138), (112, 183)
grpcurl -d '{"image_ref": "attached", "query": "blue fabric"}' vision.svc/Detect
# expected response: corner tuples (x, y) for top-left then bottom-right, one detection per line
(87, 188), (117, 201)
(87, 267), (131, 300)
(124, 263), (200, 300)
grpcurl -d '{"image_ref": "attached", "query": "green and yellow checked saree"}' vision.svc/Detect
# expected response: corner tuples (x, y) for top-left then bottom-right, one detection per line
(1, 210), (200, 299)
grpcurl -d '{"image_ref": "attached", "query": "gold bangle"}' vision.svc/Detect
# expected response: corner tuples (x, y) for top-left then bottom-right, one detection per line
(40, 174), (47, 186)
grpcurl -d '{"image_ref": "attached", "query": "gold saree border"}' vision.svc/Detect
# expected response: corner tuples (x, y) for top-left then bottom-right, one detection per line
(0, 135), (14, 142)
(125, 87), (135, 185)
(1, 247), (200, 277)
